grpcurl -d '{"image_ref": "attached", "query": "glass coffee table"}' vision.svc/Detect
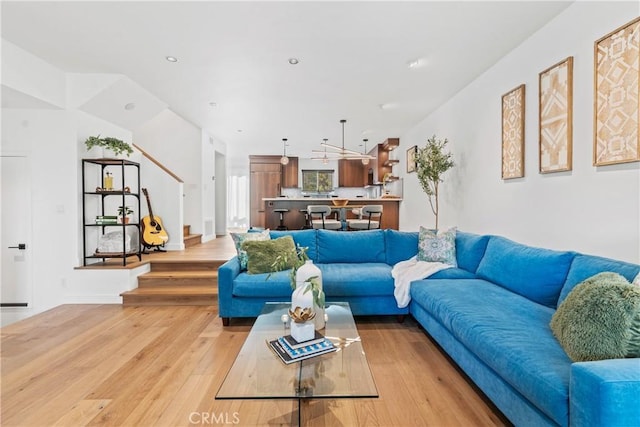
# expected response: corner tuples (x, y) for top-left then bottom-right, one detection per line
(216, 302), (378, 425)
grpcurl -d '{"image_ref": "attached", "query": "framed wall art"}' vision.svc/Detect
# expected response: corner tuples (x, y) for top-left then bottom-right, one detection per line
(593, 16), (640, 166)
(406, 145), (417, 173)
(539, 56), (573, 173)
(502, 84), (525, 179)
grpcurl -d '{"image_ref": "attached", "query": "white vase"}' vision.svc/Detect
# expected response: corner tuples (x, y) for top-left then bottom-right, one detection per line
(295, 259), (325, 330)
(103, 148), (128, 159)
(290, 280), (314, 342)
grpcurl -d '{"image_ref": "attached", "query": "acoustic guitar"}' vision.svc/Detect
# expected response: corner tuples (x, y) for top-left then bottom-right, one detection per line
(141, 188), (169, 249)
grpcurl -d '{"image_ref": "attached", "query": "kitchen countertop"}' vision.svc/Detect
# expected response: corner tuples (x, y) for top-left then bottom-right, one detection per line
(263, 197), (402, 202)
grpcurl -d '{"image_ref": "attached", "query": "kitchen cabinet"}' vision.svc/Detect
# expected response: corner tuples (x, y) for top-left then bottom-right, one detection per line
(282, 157), (298, 188)
(338, 159), (367, 187)
(368, 138), (400, 183)
(249, 155), (299, 228)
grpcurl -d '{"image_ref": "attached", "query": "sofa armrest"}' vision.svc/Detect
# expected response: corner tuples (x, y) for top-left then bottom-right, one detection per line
(570, 358), (640, 427)
(218, 257), (240, 318)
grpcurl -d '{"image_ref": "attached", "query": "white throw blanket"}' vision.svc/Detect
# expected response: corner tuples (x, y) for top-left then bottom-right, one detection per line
(392, 256), (452, 308)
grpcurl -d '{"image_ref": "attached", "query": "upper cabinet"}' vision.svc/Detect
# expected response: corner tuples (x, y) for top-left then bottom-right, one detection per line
(368, 138), (400, 183)
(249, 155), (299, 188)
(338, 159), (367, 187)
(281, 157), (298, 188)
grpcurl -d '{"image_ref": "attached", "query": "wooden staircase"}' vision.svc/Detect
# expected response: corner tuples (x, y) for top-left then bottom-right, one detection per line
(183, 225), (202, 248)
(120, 259), (225, 306)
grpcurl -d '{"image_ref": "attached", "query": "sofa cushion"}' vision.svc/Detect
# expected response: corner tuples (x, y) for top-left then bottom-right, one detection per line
(318, 263), (393, 297)
(429, 268), (477, 280)
(270, 229), (318, 262)
(232, 269), (293, 298)
(550, 272), (640, 361)
(418, 227), (457, 266)
(455, 231), (490, 273)
(385, 229), (418, 265)
(558, 253), (640, 306)
(317, 229), (386, 263)
(410, 279), (570, 424)
(242, 235), (297, 274)
(476, 236), (574, 307)
(230, 229), (270, 270)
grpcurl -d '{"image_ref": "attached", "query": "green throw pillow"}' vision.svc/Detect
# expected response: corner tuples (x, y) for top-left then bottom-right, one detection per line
(417, 226), (458, 267)
(230, 229), (270, 270)
(242, 235), (297, 275)
(550, 272), (640, 362)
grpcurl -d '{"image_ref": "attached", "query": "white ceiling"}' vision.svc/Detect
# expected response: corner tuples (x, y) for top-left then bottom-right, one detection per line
(1, 1), (572, 160)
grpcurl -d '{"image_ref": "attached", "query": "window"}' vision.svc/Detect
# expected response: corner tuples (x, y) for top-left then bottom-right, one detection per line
(302, 170), (334, 193)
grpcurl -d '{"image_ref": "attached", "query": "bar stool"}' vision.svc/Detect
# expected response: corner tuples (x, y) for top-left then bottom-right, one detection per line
(346, 205), (383, 230)
(307, 205), (342, 230)
(273, 208), (289, 230)
(299, 209), (312, 229)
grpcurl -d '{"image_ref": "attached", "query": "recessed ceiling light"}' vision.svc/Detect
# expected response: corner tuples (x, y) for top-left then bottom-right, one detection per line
(288, 58), (300, 65)
(209, 102), (217, 108)
(407, 58), (427, 69)
(379, 103), (399, 110)
(165, 56), (178, 63)
(237, 129), (243, 133)
(124, 102), (136, 111)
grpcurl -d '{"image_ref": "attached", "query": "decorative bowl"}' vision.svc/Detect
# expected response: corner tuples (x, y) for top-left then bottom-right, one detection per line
(331, 198), (349, 207)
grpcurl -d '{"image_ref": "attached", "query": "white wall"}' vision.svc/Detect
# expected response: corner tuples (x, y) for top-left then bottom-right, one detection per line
(201, 132), (216, 241)
(133, 110), (203, 233)
(2, 109), (76, 312)
(400, 1), (639, 263)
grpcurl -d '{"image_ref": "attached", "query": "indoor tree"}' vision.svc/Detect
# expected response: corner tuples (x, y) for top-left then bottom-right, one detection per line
(414, 135), (455, 230)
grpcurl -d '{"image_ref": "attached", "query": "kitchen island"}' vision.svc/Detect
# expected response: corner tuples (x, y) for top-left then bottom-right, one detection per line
(262, 197), (401, 230)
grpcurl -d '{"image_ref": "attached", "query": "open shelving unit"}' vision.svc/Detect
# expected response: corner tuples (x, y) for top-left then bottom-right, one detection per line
(81, 158), (142, 266)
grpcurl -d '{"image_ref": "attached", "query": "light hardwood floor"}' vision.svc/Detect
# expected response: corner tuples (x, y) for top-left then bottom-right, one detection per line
(2, 235), (510, 426)
(1, 304), (509, 426)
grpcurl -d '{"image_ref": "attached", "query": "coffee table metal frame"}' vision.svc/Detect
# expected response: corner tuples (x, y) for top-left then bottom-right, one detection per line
(216, 302), (378, 425)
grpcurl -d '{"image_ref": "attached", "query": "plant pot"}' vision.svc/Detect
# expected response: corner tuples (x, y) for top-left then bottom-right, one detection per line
(103, 148), (127, 159)
(120, 216), (130, 224)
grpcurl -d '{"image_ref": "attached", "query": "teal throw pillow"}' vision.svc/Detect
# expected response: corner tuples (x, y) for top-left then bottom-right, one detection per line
(417, 226), (457, 267)
(242, 235), (297, 275)
(230, 229), (270, 270)
(550, 272), (640, 362)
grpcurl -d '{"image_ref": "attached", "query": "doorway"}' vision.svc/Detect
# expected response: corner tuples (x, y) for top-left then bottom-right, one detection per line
(1, 155), (33, 313)
(214, 151), (227, 235)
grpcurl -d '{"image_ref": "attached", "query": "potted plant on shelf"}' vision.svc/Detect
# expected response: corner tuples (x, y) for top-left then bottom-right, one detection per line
(117, 206), (134, 224)
(414, 135), (455, 230)
(84, 135), (134, 158)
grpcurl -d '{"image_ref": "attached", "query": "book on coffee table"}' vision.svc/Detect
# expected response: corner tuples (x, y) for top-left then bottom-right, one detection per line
(281, 330), (325, 349)
(267, 337), (337, 365)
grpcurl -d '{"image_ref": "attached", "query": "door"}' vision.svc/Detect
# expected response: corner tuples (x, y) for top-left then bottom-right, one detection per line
(1, 155), (32, 306)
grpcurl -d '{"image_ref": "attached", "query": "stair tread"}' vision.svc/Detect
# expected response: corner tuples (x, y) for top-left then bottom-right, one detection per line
(139, 271), (217, 278)
(184, 233), (202, 239)
(121, 285), (215, 296)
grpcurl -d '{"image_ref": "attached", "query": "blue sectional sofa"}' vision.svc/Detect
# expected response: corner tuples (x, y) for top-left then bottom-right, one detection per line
(218, 228), (640, 426)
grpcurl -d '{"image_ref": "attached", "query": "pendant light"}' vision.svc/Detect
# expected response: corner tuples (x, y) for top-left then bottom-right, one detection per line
(314, 119), (376, 161)
(311, 139), (333, 163)
(361, 139), (370, 165)
(322, 139), (329, 164)
(280, 138), (289, 165)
